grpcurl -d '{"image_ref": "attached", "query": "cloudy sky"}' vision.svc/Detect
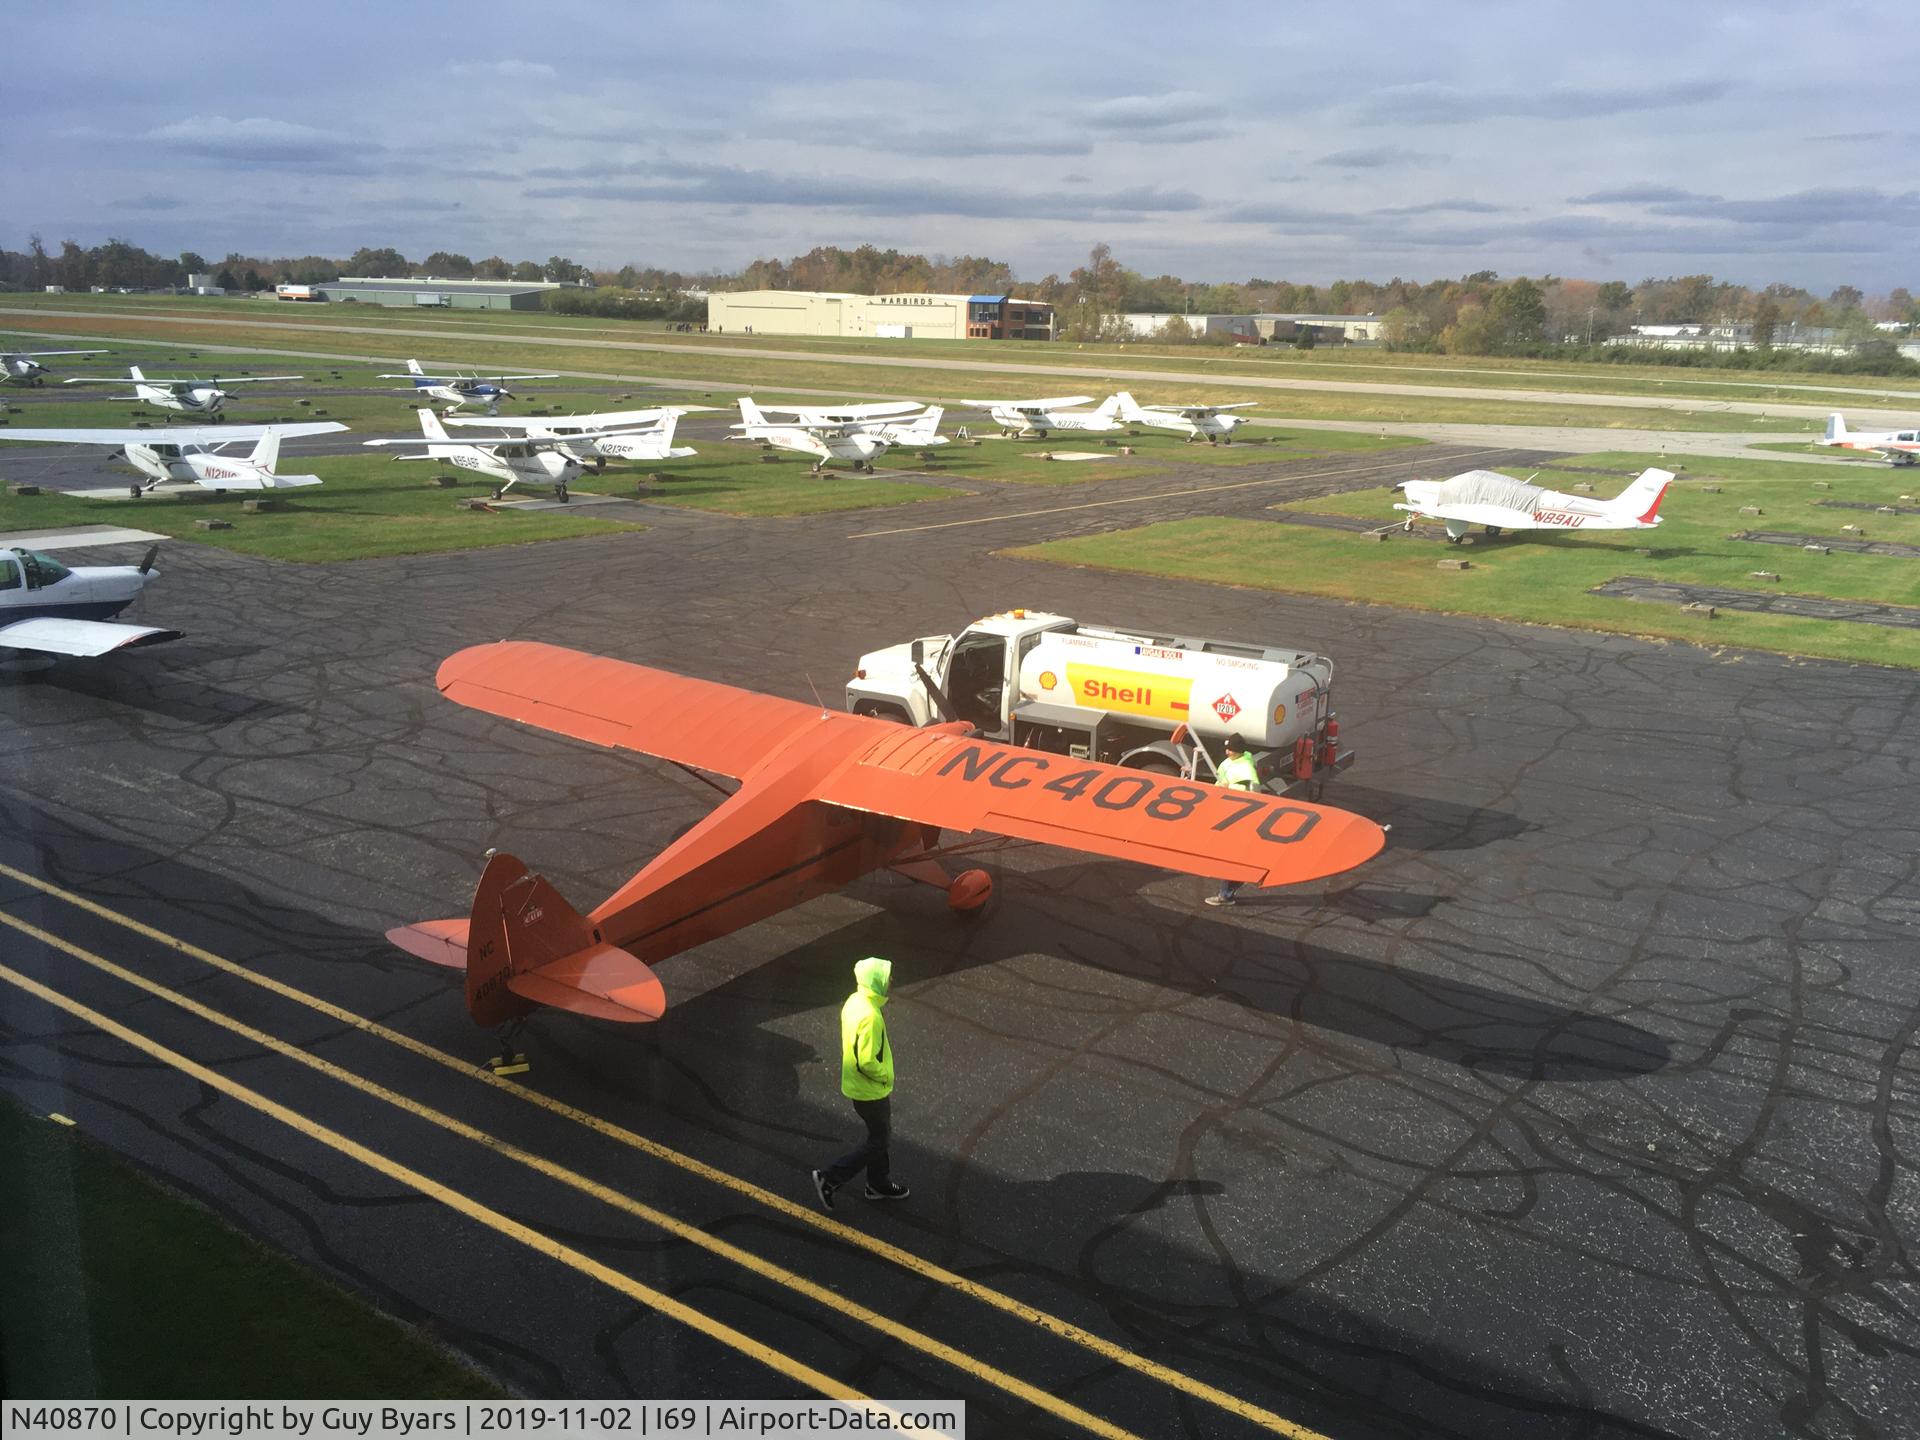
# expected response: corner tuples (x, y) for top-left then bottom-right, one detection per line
(8, 0), (1916, 291)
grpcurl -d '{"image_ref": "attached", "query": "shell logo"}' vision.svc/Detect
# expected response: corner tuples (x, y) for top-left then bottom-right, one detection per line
(1038, 669), (1058, 691)
(1273, 703), (1287, 724)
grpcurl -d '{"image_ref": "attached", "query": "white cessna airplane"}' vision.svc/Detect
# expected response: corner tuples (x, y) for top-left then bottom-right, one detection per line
(1819, 413), (1919, 466)
(0, 544), (180, 662)
(1393, 467), (1674, 543)
(739, 398), (925, 426)
(0, 422), (347, 497)
(4, 349), (109, 386)
(444, 407), (700, 467)
(1116, 391), (1257, 443)
(379, 359), (559, 415)
(367, 408), (612, 501)
(738, 397), (947, 447)
(961, 393), (1124, 438)
(63, 365), (303, 417)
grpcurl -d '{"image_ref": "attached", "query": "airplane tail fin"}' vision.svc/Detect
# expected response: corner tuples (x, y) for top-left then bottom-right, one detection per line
(1096, 394), (1125, 421)
(654, 412), (680, 447)
(129, 365), (146, 382)
(245, 428), (281, 472)
(738, 396), (766, 425)
(417, 408), (451, 442)
(1825, 412), (1848, 442)
(1609, 467), (1675, 526)
(908, 405), (944, 439)
(1113, 390), (1144, 421)
(461, 851), (666, 1025)
(407, 359), (431, 387)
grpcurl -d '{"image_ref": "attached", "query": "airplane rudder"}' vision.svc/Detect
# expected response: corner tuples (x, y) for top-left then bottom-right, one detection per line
(464, 850), (596, 1025)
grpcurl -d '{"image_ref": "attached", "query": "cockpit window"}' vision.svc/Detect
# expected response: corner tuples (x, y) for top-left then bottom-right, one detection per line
(21, 551), (72, 587)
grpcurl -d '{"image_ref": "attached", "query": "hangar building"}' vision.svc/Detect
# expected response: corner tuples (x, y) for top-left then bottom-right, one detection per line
(301, 277), (573, 311)
(708, 289), (1054, 341)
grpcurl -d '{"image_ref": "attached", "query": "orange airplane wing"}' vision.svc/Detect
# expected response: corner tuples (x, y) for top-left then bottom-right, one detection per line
(436, 642), (1384, 889)
(437, 640), (826, 780)
(815, 728), (1384, 887)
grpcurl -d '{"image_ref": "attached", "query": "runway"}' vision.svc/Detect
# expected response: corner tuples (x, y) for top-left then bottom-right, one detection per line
(2, 438), (1916, 1437)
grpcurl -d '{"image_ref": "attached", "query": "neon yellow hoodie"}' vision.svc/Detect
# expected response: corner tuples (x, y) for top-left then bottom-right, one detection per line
(840, 956), (894, 1100)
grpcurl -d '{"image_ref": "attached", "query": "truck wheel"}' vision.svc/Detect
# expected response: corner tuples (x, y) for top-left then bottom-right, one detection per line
(1128, 756), (1180, 775)
(854, 703), (911, 724)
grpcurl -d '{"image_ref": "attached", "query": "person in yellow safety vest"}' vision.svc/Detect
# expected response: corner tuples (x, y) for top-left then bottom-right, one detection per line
(1205, 734), (1263, 908)
(812, 957), (910, 1211)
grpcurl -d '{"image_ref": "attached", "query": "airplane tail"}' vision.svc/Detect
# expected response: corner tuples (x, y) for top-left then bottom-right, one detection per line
(245, 428), (282, 472)
(417, 408), (451, 442)
(1608, 467), (1675, 525)
(129, 365), (146, 382)
(407, 359), (432, 388)
(1825, 412), (1848, 442)
(738, 396), (767, 425)
(904, 405), (943, 440)
(653, 412), (680, 447)
(1096, 394), (1125, 421)
(1113, 390), (1146, 422)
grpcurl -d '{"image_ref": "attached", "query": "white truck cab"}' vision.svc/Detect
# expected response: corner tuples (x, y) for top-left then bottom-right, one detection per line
(847, 610), (1354, 794)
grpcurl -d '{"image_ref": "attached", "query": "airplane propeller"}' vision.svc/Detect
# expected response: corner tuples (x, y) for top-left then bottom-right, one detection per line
(138, 544), (159, 575)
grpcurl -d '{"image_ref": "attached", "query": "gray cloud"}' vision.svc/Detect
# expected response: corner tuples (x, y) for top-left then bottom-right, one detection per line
(110, 193), (188, 211)
(1568, 184), (1703, 204)
(1646, 187), (1920, 226)
(525, 161), (1203, 221)
(1076, 91), (1229, 144)
(1361, 81), (1730, 126)
(1314, 146), (1446, 169)
(1376, 198), (1508, 216)
(145, 115), (370, 164)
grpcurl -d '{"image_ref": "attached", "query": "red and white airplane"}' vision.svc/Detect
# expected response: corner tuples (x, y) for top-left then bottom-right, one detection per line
(1819, 413), (1919, 466)
(1393, 467), (1673, 544)
(389, 644), (1387, 1038)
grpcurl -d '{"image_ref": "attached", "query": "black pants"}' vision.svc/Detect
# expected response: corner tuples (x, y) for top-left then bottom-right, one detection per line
(823, 1095), (891, 1188)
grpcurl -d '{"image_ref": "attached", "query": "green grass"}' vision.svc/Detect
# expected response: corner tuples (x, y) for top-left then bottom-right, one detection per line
(0, 300), (1844, 434)
(1009, 451), (1920, 669)
(0, 1097), (502, 1397)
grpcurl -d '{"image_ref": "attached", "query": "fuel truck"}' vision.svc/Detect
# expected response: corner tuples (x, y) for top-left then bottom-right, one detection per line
(846, 610), (1353, 793)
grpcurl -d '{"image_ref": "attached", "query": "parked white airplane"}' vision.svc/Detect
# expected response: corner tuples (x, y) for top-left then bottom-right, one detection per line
(1116, 391), (1256, 443)
(1820, 413), (1919, 466)
(366, 408), (606, 501)
(4, 349), (108, 386)
(1393, 467), (1674, 543)
(0, 544), (180, 661)
(63, 365), (303, 417)
(0, 422), (347, 497)
(738, 397), (947, 447)
(733, 416), (888, 474)
(445, 408), (700, 467)
(961, 394), (1124, 438)
(378, 359), (559, 415)
(739, 398), (925, 426)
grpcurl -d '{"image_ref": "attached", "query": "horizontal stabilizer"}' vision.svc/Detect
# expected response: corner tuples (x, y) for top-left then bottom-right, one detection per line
(385, 917), (470, 968)
(508, 945), (666, 1022)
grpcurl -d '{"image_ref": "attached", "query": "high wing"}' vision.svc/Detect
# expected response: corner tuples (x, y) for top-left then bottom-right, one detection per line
(1147, 402), (1257, 416)
(201, 375), (303, 385)
(6, 350), (109, 359)
(750, 400), (923, 420)
(379, 371), (557, 383)
(0, 422), (348, 447)
(0, 617), (182, 657)
(436, 643), (1387, 888)
(962, 395), (1094, 411)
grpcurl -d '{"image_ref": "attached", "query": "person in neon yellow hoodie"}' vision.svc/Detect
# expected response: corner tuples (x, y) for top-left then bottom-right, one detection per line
(812, 957), (910, 1210)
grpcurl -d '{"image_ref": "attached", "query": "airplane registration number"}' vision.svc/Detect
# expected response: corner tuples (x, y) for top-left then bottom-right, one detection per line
(937, 745), (1319, 842)
(1535, 511), (1587, 527)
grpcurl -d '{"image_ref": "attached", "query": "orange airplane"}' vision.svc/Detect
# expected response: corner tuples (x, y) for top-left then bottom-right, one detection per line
(389, 642), (1388, 1038)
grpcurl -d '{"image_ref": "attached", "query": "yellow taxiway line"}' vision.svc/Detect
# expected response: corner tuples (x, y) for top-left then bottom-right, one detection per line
(0, 907), (1151, 1440)
(0, 957), (864, 1405)
(0, 861), (1335, 1440)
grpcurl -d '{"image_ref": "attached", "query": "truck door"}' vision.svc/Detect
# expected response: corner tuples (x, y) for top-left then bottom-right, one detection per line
(945, 631), (1010, 737)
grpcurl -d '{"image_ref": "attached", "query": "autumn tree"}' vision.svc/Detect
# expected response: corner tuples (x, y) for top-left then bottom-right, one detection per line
(1751, 295), (1779, 348)
(421, 251), (474, 277)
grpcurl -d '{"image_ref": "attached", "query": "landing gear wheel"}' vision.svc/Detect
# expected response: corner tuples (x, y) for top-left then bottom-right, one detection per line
(948, 868), (993, 919)
(130, 485), (142, 499)
(557, 486), (570, 503)
(490, 487), (506, 500)
(1447, 534), (1463, 545)
(488, 1020), (530, 1077)
(1486, 526), (1502, 538)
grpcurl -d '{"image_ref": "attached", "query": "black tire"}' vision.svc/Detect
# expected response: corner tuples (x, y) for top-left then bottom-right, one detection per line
(1129, 755), (1180, 775)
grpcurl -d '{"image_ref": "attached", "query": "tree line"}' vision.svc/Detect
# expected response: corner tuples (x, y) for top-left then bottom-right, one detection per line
(4, 232), (1913, 371)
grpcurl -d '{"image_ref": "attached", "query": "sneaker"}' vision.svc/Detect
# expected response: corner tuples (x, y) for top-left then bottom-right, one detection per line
(864, 1181), (911, 1201)
(1204, 895), (1236, 907)
(811, 1169), (836, 1212)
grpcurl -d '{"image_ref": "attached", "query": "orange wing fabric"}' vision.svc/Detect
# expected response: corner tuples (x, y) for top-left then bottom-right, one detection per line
(821, 728), (1386, 888)
(438, 641), (828, 780)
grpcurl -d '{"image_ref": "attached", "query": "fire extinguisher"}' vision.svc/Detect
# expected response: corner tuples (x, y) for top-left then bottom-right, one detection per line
(1318, 717), (1340, 770)
(1293, 735), (1314, 780)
